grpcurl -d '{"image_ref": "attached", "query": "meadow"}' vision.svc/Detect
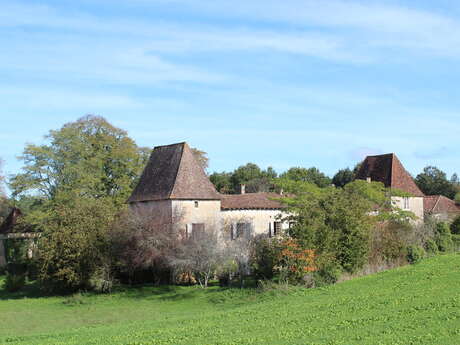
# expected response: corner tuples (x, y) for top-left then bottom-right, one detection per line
(1, 254), (460, 345)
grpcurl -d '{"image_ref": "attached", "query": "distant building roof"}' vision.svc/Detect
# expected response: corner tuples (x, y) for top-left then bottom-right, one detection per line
(424, 195), (460, 216)
(355, 153), (424, 197)
(128, 142), (221, 202)
(221, 192), (285, 210)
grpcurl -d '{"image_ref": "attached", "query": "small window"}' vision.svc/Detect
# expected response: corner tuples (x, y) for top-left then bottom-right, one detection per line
(233, 223), (251, 240)
(191, 223), (205, 239)
(194, 201), (199, 208)
(403, 197), (410, 210)
(274, 222), (282, 236)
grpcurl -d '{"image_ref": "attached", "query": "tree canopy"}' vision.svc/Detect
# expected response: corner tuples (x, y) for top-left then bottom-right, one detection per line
(10, 115), (149, 207)
(332, 168), (354, 188)
(415, 166), (458, 199)
(279, 167), (331, 188)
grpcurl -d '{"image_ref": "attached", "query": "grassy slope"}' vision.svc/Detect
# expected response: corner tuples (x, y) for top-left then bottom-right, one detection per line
(1, 254), (459, 345)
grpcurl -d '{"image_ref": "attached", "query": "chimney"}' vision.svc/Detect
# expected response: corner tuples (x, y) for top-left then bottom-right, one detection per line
(240, 184), (246, 194)
(366, 177), (371, 183)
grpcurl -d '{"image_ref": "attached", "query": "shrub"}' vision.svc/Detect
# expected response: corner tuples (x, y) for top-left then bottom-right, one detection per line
(435, 222), (453, 252)
(89, 265), (115, 293)
(313, 259), (342, 286)
(38, 197), (117, 293)
(275, 238), (316, 284)
(450, 216), (460, 235)
(3, 273), (26, 292)
(250, 237), (279, 280)
(424, 239), (439, 256)
(406, 245), (425, 264)
(452, 234), (460, 252)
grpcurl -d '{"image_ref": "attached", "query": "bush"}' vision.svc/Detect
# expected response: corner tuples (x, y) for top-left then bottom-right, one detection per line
(406, 245), (425, 264)
(38, 197), (117, 293)
(435, 222), (453, 252)
(89, 265), (115, 293)
(250, 237), (279, 280)
(452, 234), (460, 252)
(3, 273), (26, 292)
(450, 216), (460, 235)
(424, 239), (439, 256)
(313, 260), (342, 286)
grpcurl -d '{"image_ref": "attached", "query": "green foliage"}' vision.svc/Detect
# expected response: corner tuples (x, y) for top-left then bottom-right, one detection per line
(455, 192), (460, 205)
(278, 180), (377, 274)
(424, 239), (439, 256)
(209, 172), (233, 193)
(313, 258), (342, 286)
(415, 166), (457, 199)
(10, 115), (147, 208)
(450, 216), (460, 235)
(1, 255), (460, 344)
(250, 237), (279, 280)
(210, 164), (277, 193)
(3, 272), (26, 292)
(452, 234), (460, 251)
(332, 167), (354, 188)
(406, 245), (425, 264)
(435, 222), (453, 252)
(280, 167), (331, 188)
(37, 197), (117, 292)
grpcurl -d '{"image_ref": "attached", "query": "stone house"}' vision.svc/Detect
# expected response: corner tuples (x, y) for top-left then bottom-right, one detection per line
(354, 153), (425, 221)
(128, 142), (288, 241)
(423, 195), (460, 221)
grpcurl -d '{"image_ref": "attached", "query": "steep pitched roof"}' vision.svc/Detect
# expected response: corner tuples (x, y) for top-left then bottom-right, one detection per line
(221, 192), (285, 210)
(355, 153), (424, 197)
(128, 142), (220, 202)
(424, 195), (460, 215)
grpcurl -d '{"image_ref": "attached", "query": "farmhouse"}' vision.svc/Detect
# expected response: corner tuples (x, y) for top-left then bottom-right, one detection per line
(355, 153), (425, 221)
(128, 144), (460, 238)
(128, 142), (288, 240)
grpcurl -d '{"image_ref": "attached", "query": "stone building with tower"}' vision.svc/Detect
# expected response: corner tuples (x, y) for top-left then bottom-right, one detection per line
(128, 142), (288, 241)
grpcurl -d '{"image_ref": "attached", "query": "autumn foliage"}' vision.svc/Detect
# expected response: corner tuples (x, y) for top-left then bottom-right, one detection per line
(275, 238), (316, 283)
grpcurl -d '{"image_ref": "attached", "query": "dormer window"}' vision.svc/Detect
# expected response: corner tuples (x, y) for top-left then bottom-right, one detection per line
(194, 201), (199, 208)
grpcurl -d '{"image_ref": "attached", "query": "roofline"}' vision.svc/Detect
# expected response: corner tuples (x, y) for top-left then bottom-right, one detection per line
(153, 142), (187, 150)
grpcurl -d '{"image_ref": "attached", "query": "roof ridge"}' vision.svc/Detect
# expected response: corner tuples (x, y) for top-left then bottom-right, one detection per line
(169, 142), (186, 199)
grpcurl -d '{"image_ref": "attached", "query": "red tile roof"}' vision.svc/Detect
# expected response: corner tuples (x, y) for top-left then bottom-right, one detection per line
(355, 153), (424, 197)
(424, 195), (460, 215)
(128, 142), (221, 202)
(220, 192), (285, 210)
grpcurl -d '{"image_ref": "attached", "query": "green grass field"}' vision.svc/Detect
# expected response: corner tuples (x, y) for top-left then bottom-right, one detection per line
(1, 254), (460, 345)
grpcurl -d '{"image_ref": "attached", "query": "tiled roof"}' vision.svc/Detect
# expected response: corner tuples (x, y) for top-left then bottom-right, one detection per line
(220, 192), (285, 210)
(128, 142), (220, 202)
(355, 153), (424, 197)
(424, 195), (460, 215)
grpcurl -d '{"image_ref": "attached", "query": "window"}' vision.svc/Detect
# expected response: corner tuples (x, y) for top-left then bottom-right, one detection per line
(274, 222), (282, 236)
(187, 223), (204, 239)
(194, 201), (199, 208)
(232, 223), (251, 240)
(403, 197), (410, 210)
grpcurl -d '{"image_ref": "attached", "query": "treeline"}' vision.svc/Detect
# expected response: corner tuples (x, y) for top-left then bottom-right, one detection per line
(0, 115), (459, 294)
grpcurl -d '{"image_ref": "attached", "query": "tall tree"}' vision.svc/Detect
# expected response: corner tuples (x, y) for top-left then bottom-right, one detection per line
(280, 167), (331, 188)
(10, 115), (147, 207)
(332, 168), (354, 188)
(415, 166), (457, 199)
(209, 172), (233, 193)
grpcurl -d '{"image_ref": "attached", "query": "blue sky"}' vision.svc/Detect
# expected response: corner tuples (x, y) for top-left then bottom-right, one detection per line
(1, 0), (459, 190)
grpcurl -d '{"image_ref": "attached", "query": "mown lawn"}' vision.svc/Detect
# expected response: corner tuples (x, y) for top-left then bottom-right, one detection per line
(1, 254), (460, 345)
